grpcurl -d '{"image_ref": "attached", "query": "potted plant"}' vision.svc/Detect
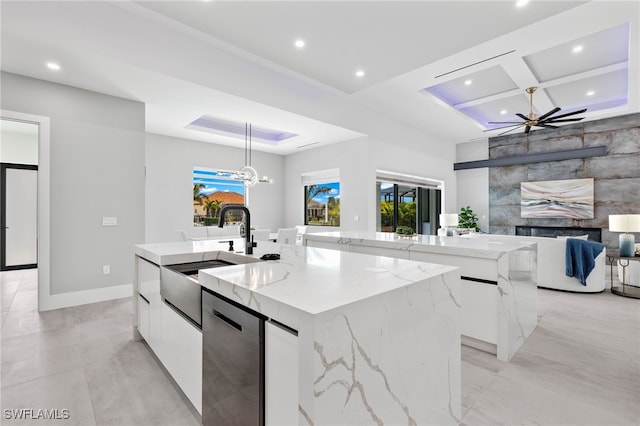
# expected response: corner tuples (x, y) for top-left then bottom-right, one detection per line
(458, 206), (480, 232)
(396, 225), (415, 236)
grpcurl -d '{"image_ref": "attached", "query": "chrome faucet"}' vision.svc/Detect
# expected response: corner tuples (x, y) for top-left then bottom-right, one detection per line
(218, 204), (256, 255)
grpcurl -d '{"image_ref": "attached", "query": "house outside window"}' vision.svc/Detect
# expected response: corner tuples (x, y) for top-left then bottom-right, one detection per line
(193, 168), (245, 226)
(304, 182), (340, 226)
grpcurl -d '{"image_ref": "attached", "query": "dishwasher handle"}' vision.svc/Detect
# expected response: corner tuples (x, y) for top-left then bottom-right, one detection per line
(213, 309), (243, 332)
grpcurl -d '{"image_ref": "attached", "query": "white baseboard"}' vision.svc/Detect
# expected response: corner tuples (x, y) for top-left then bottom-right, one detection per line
(38, 283), (132, 311)
(462, 335), (498, 355)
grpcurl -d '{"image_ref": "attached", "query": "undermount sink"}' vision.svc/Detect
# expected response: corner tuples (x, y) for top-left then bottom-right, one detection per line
(160, 252), (262, 327)
(165, 259), (235, 280)
(166, 252), (262, 279)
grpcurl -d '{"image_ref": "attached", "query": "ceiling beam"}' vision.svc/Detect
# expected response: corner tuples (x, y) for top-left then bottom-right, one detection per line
(453, 146), (606, 170)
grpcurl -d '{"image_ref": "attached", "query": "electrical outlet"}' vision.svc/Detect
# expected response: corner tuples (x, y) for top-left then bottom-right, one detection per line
(103, 265), (110, 275)
(102, 217), (117, 226)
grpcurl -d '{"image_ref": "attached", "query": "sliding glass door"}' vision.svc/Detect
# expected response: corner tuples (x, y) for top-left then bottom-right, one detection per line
(377, 182), (441, 235)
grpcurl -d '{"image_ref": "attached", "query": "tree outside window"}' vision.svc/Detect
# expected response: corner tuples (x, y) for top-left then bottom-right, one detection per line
(305, 182), (340, 226)
(193, 168), (245, 226)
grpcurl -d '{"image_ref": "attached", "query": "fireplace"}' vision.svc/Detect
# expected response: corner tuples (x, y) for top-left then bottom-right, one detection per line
(515, 226), (602, 242)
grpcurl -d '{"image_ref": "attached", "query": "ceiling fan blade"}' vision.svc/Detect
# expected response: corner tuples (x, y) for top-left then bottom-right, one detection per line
(543, 117), (585, 123)
(487, 121), (525, 124)
(524, 125), (531, 134)
(538, 123), (559, 129)
(537, 107), (561, 121)
(497, 124), (525, 136)
(484, 123), (525, 132)
(544, 108), (587, 120)
(516, 113), (529, 121)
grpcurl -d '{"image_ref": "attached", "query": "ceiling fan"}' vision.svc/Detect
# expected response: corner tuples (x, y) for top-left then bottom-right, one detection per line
(486, 87), (587, 136)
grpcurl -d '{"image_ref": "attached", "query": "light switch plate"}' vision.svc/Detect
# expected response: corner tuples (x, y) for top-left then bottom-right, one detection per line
(102, 217), (117, 226)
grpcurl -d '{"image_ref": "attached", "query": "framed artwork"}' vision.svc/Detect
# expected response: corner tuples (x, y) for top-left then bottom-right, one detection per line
(521, 178), (594, 219)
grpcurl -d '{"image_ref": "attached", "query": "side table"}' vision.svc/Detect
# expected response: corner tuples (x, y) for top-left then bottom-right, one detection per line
(606, 252), (640, 299)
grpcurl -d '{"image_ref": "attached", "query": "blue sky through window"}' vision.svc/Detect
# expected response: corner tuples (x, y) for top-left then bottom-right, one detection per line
(194, 168), (245, 196)
(310, 182), (340, 203)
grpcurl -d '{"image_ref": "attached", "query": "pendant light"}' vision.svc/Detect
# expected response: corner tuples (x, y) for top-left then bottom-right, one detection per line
(222, 123), (273, 187)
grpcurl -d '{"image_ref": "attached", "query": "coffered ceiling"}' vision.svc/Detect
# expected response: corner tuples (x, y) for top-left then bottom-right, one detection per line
(1, 1), (638, 154)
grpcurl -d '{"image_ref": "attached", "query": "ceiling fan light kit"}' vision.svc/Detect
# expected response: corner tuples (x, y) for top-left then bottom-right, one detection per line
(486, 86), (587, 136)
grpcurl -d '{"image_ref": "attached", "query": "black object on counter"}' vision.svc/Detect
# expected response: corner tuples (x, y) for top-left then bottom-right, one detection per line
(260, 253), (280, 261)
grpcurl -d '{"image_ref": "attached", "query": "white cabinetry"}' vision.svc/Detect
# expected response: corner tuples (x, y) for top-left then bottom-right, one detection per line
(135, 257), (202, 415)
(136, 257), (162, 352)
(265, 321), (298, 426)
(160, 302), (203, 414)
(137, 295), (150, 341)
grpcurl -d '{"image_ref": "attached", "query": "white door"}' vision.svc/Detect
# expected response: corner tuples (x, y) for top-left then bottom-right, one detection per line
(2, 165), (38, 269)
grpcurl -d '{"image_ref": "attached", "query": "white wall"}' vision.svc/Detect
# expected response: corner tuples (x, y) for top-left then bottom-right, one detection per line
(455, 139), (489, 232)
(145, 133), (285, 243)
(369, 136), (457, 214)
(284, 137), (370, 231)
(284, 134), (457, 233)
(1, 72), (145, 297)
(0, 127), (38, 164)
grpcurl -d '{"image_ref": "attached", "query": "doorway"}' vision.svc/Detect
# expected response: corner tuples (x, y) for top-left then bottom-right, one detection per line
(1, 163), (38, 270)
(0, 117), (40, 269)
(377, 181), (442, 235)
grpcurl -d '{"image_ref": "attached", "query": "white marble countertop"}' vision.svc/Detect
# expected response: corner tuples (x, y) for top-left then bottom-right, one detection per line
(135, 238), (257, 265)
(135, 239), (458, 316)
(303, 231), (535, 259)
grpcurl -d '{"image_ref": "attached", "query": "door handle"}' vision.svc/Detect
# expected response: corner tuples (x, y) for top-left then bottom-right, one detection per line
(213, 310), (243, 332)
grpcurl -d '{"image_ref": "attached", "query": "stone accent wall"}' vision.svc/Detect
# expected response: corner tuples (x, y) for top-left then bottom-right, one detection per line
(489, 113), (640, 251)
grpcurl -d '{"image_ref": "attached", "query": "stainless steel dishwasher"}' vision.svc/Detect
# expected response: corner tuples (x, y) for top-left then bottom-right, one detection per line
(202, 288), (266, 426)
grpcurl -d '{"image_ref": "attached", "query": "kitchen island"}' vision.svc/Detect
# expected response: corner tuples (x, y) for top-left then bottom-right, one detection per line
(303, 231), (538, 362)
(133, 239), (462, 425)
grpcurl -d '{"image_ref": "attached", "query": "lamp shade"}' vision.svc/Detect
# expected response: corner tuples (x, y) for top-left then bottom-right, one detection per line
(609, 214), (640, 233)
(439, 213), (459, 227)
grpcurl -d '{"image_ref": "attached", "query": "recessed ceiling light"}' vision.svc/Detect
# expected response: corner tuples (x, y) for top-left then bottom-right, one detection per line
(515, 0), (529, 7)
(586, 90), (595, 96)
(572, 45), (583, 54)
(294, 39), (305, 49)
(500, 110), (508, 115)
(355, 70), (365, 78)
(46, 62), (60, 71)
(464, 79), (472, 86)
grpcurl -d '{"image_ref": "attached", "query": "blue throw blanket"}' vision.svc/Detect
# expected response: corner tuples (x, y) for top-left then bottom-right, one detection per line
(565, 239), (605, 286)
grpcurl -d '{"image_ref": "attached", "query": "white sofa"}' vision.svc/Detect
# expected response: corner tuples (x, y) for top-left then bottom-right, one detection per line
(478, 234), (606, 292)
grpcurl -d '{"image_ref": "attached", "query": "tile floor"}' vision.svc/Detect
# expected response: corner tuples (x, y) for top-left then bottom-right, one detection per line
(1, 268), (639, 425)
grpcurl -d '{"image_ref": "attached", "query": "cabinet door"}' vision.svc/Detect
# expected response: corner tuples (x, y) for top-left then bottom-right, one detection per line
(160, 302), (181, 382)
(138, 257), (160, 298)
(148, 293), (163, 355)
(175, 311), (203, 414)
(136, 257), (161, 351)
(266, 321), (298, 426)
(137, 295), (150, 342)
(160, 301), (203, 414)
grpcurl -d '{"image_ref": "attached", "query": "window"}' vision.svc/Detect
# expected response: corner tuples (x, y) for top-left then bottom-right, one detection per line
(304, 182), (341, 226)
(379, 182), (417, 231)
(193, 168), (245, 227)
(376, 171), (443, 235)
